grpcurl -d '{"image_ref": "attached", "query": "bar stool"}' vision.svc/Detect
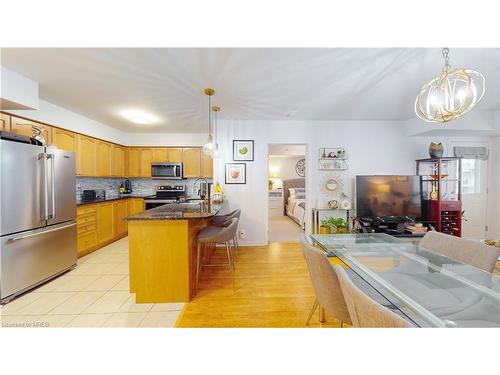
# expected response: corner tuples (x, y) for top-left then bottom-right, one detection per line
(196, 217), (239, 294)
(211, 209), (241, 257)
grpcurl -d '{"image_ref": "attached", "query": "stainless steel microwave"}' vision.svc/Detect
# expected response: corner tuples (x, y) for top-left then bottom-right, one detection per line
(151, 162), (183, 179)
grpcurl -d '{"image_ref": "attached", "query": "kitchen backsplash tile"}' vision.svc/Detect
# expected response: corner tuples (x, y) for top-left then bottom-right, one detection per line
(76, 177), (212, 199)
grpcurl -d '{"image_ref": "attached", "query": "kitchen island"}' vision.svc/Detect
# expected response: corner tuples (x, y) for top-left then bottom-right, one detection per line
(124, 201), (222, 303)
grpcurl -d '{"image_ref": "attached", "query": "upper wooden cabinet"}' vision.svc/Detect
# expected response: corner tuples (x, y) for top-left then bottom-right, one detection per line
(1, 113), (11, 131)
(168, 148), (183, 162)
(128, 148), (140, 177)
(153, 148), (169, 162)
(201, 153), (213, 178)
(11, 116), (52, 144)
(183, 148), (201, 178)
(53, 128), (76, 152)
(112, 145), (125, 177)
(96, 141), (112, 177)
(77, 135), (97, 176)
(139, 148), (153, 177)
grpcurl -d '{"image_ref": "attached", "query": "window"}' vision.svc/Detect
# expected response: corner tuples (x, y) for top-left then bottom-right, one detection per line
(461, 159), (482, 194)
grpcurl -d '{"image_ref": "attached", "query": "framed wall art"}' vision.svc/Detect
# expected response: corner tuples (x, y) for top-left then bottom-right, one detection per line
(233, 140), (254, 161)
(225, 163), (246, 184)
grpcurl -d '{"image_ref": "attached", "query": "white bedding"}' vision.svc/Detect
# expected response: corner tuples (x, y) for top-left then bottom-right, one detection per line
(287, 197), (306, 228)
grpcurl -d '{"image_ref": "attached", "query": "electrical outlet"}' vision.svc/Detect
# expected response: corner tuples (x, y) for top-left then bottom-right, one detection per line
(239, 229), (246, 239)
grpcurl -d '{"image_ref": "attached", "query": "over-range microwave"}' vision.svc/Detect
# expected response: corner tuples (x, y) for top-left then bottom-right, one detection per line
(151, 162), (183, 179)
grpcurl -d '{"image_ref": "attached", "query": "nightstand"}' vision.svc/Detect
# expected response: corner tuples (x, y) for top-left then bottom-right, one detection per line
(269, 190), (284, 217)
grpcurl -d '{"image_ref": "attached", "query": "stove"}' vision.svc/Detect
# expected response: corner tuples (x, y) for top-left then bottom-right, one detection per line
(144, 185), (187, 210)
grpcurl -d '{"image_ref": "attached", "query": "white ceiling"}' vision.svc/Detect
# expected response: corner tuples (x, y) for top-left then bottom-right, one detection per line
(1, 48), (499, 133)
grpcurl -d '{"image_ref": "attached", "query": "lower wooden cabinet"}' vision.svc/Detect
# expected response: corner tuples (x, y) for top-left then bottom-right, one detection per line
(127, 198), (144, 215)
(77, 198), (143, 258)
(114, 199), (128, 237)
(1, 113), (11, 131)
(97, 202), (115, 243)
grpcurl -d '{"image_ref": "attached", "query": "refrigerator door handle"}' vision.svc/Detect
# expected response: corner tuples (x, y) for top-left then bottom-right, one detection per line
(39, 153), (50, 220)
(6, 222), (77, 242)
(49, 153), (56, 219)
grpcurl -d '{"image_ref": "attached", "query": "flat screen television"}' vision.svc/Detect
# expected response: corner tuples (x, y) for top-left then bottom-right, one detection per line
(356, 175), (422, 219)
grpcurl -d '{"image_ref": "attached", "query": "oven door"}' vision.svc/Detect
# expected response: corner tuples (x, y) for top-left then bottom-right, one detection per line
(151, 163), (183, 179)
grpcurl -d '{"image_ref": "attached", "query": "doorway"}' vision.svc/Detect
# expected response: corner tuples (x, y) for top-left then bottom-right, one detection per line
(267, 144), (306, 242)
(450, 140), (489, 239)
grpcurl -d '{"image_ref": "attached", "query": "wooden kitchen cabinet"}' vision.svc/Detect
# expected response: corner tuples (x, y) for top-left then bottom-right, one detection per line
(96, 141), (112, 177)
(168, 148), (183, 162)
(112, 145), (125, 177)
(76, 135), (97, 176)
(183, 148), (201, 178)
(53, 128), (76, 152)
(128, 148), (140, 177)
(127, 198), (144, 215)
(77, 205), (98, 257)
(201, 152), (213, 178)
(114, 200), (128, 237)
(1, 113), (11, 131)
(97, 202), (115, 244)
(153, 148), (169, 162)
(139, 148), (153, 177)
(10, 116), (52, 144)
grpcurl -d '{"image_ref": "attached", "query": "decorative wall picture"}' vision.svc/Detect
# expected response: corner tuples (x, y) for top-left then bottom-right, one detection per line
(233, 140), (254, 161)
(295, 158), (306, 177)
(225, 163), (246, 184)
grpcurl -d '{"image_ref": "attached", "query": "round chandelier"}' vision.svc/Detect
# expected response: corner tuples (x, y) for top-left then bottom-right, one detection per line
(202, 88), (219, 156)
(415, 48), (485, 123)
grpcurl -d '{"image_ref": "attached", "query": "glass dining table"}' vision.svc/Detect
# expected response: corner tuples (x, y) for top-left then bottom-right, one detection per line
(310, 233), (500, 328)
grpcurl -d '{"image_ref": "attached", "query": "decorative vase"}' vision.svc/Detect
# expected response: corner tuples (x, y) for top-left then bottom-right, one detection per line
(429, 142), (444, 158)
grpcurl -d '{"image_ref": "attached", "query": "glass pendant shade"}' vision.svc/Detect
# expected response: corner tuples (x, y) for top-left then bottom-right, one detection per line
(203, 136), (219, 156)
(415, 49), (485, 123)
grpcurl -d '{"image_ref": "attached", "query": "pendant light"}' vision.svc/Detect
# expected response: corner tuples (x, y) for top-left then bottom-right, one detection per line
(211, 105), (220, 157)
(202, 88), (218, 156)
(415, 48), (485, 123)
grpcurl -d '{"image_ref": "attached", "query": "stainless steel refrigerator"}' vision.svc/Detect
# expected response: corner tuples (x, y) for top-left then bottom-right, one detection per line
(1, 136), (77, 304)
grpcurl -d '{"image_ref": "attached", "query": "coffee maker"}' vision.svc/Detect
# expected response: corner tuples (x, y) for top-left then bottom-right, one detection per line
(124, 179), (133, 194)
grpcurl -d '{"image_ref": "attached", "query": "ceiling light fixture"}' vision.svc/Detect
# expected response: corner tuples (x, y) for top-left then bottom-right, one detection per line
(130, 117), (150, 125)
(122, 110), (156, 125)
(415, 48), (485, 123)
(202, 88), (218, 156)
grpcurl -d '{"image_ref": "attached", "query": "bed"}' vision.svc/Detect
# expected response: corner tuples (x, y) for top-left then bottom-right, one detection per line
(283, 178), (306, 229)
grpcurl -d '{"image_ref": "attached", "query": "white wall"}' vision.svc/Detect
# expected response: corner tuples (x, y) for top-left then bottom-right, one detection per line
(7, 99), (207, 146)
(214, 120), (432, 245)
(0, 66), (39, 110)
(268, 156), (305, 183)
(214, 120), (500, 245)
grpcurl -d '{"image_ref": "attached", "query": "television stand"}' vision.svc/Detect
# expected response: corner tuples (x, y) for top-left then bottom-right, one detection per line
(355, 216), (426, 238)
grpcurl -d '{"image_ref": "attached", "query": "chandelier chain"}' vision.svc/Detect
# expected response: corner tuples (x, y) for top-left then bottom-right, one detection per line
(442, 47), (450, 71)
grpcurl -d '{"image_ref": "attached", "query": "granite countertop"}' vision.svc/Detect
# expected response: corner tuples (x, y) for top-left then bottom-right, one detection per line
(124, 201), (222, 221)
(76, 194), (147, 206)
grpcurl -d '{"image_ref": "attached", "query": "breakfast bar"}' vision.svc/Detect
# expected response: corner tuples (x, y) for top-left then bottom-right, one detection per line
(125, 201), (221, 303)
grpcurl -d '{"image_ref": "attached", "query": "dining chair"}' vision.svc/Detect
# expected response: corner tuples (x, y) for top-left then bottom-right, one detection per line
(334, 265), (412, 328)
(419, 231), (500, 273)
(300, 235), (352, 327)
(196, 217), (239, 294)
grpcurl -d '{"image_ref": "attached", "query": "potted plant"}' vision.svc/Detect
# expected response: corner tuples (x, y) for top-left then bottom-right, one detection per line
(321, 217), (349, 234)
(319, 218), (331, 234)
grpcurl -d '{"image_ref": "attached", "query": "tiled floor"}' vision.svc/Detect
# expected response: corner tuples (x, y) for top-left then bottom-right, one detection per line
(0, 237), (184, 328)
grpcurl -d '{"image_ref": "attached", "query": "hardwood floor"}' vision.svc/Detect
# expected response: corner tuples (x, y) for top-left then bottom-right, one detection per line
(176, 242), (344, 328)
(176, 241), (500, 328)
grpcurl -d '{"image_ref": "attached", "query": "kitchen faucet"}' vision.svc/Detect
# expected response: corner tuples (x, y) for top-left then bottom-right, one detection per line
(194, 178), (208, 200)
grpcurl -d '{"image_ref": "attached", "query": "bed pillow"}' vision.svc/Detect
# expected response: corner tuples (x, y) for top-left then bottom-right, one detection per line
(289, 187), (305, 198)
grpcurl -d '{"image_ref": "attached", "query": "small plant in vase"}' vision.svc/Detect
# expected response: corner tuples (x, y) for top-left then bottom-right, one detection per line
(321, 217), (349, 234)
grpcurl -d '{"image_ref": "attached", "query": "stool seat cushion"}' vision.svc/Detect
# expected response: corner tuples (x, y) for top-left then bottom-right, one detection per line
(198, 226), (224, 242)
